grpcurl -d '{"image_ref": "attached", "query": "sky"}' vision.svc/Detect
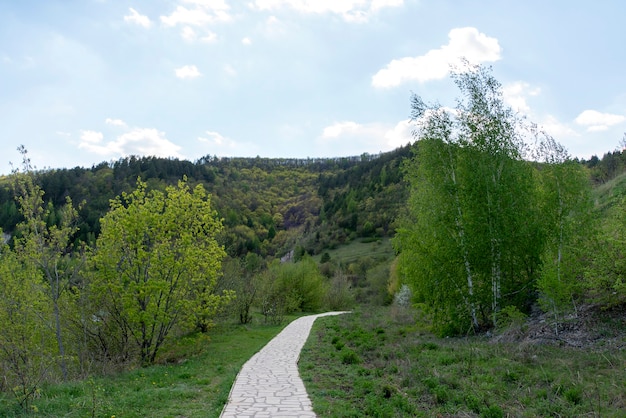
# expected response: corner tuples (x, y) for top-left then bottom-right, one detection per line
(1, 0), (626, 174)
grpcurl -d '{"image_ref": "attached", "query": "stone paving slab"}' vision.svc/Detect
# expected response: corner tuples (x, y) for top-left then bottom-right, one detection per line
(220, 312), (348, 418)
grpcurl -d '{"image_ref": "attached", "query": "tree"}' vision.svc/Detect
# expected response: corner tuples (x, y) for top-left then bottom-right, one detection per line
(219, 253), (263, 324)
(534, 136), (594, 328)
(89, 178), (229, 365)
(11, 146), (82, 380)
(0, 235), (55, 409)
(395, 63), (545, 334)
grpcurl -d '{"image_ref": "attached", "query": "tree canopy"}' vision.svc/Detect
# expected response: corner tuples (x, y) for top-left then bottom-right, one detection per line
(89, 178), (229, 365)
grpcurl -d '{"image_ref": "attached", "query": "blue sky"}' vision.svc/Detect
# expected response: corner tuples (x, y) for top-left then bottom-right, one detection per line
(1, 0), (625, 174)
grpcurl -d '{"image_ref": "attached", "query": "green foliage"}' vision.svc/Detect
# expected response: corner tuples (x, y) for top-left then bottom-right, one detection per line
(495, 305), (527, 331)
(535, 141), (595, 325)
(394, 64), (597, 334)
(0, 239), (55, 410)
(219, 254), (264, 324)
(89, 178), (229, 365)
(11, 147), (82, 382)
(258, 257), (326, 324)
(585, 195), (626, 306)
(323, 271), (355, 311)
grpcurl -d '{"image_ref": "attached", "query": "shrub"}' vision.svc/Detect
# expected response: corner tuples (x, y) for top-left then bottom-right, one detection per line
(341, 350), (361, 365)
(324, 271), (355, 311)
(259, 257), (326, 315)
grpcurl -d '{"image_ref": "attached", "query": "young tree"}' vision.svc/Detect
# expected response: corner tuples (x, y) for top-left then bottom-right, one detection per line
(535, 136), (594, 328)
(0, 236), (55, 409)
(11, 146), (82, 380)
(219, 253), (263, 324)
(90, 178), (229, 365)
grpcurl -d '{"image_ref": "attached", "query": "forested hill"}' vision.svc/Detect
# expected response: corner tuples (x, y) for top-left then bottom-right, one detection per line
(0, 145), (411, 259)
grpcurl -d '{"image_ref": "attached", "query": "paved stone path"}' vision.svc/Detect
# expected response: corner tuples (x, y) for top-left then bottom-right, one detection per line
(220, 312), (348, 418)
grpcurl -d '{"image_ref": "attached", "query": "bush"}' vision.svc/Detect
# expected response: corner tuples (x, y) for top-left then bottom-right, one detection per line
(324, 271), (355, 311)
(258, 257), (326, 315)
(341, 350), (361, 365)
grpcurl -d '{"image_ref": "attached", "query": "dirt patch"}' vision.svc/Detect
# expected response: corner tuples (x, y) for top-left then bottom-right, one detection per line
(493, 304), (626, 349)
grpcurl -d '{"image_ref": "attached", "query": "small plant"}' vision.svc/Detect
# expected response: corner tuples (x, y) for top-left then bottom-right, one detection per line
(481, 404), (504, 418)
(394, 284), (412, 307)
(564, 386), (583, 405)
(432, 385), (449, 405)
(341, 350), (361, 365)
(495, 305), (527, 331)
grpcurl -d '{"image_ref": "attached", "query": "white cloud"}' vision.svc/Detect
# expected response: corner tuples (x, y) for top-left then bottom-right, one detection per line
(175, 64), (202, 79)
(181, 26), (218, 42)
(319, 119), (413, 154)
(242, 37), (252, 45)
(251, 0), (404, 22)
(200, 32), (218, 42)
(80, 130), (104, 144)
(160, 0), (231, 27)
(181, 26), (196, 40)
(124, 8), (152, 28)
(372, 27), (501, 88)
(262, 15), (288, 36)
(371, 0), (403, 12)
(384, 119), (413, 148)
(503, 82), (541, 114)
(538, 115), (579, 139)
(105, 118), (127, 127)
(199, 131), (228, 146)
(321, 121), (362, 138)
(198, 131), (260, 155)
(574, 109), (625, 132)
(79, 127), (183, 159)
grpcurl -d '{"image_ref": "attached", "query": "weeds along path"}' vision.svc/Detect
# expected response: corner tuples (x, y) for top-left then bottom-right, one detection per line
(220, 312), (349, 417)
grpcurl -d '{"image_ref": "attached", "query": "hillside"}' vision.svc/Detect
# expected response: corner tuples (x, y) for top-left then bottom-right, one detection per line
(0, 146), (411, 259)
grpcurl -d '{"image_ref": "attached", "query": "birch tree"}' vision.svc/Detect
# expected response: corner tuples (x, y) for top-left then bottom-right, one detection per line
(535, 136), (594, 326)
(395, 63), (544, 334)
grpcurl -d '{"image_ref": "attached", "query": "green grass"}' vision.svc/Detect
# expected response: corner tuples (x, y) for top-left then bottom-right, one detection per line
(300, 306), (626, 417)
(593, 171), (626, 215)
(0, 314), (290, 417)
(314, 237), (394, 266)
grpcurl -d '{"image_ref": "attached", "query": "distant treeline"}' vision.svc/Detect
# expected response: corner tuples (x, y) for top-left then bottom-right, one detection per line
(0, 147), (410, 258)
(580, 147), (626, 184)
(1, 143), (624, 258)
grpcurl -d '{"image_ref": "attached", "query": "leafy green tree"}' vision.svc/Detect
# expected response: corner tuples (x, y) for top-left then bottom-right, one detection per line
(535, 137), (594, 326)
(219, 253), (264, 324)
(89, 178), (229, 365)
(0, 236), (55, 409)
(395, 64), (545, 334)
(11, 146), (82, 380)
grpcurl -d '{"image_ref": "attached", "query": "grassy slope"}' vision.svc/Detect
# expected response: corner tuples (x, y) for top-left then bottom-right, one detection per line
(592, 171), (626, 216)
(0, 316), (290, 417)
(300, 307), (626, 417)
(313, 237), (394, 266)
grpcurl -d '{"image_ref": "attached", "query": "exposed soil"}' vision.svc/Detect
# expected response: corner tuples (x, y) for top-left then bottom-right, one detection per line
(493, 303), (626, 350)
